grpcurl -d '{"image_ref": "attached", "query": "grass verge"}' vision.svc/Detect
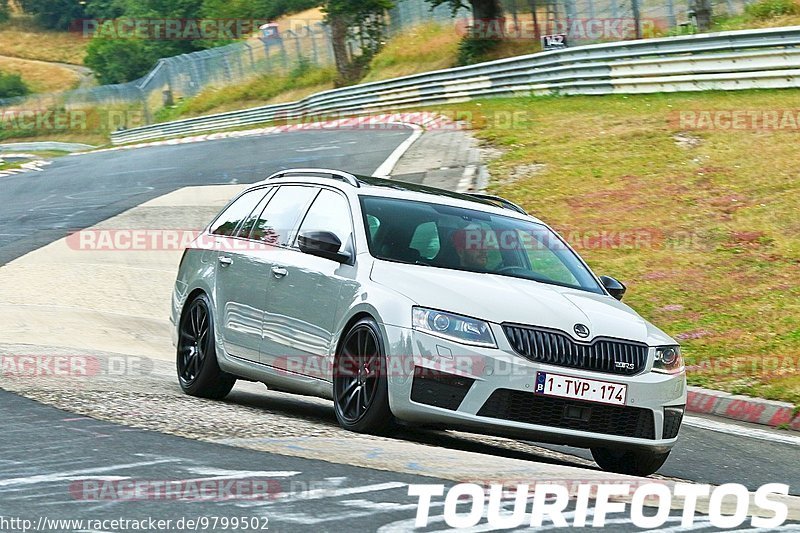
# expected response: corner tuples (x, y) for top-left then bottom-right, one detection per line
(448, 90), (800, 404)
(0, 16), (88, 65)
(361, 23), (461, 83)
(154, 63), (336, 122)
(0, 56), (81, 93)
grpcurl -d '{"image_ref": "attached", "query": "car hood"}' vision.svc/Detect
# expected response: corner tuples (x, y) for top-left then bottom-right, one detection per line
(370, 261), (675, 345)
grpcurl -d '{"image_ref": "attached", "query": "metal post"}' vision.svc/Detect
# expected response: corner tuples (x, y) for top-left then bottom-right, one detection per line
(293, 34), (303, 68)
(632, 0), (642, 38)
(280, 40), (289, 72)
(511, 1), (520, 33)
(565, 0), (578, 36)
(529, 0), (541, 41)
(310, 25), (319, 64)
(666, 0), (677, 28)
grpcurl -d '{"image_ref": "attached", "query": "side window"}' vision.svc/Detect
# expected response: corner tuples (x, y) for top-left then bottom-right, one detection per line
(409, 222), (440, 260)
(237, 187), (275, 238)
(209, 189), (268, 237)
(251, 186), (317, 246)
(296, 189), (353, 251)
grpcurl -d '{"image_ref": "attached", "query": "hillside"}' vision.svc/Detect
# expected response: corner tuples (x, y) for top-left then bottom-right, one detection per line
(0, 15), (91, 94)
(469, 91), (800, 404)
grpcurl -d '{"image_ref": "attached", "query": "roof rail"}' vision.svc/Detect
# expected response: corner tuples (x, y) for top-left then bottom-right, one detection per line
(465, 193), (527, 215)
(265, 168), (361, 188)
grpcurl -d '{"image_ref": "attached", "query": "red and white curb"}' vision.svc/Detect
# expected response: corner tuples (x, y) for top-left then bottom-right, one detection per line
(687, 386), (800, 431)
(82, 112), (462, 156)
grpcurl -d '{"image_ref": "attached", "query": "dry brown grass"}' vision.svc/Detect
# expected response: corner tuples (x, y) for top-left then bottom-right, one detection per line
(0, 16), (88, 65)
(0, 56), (81, 92)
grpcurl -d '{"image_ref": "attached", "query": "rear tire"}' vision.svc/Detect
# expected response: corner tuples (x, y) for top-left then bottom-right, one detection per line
(177, 293), (236, 399)
(332, 318), (396, 435)
(591, 447), (670, 476)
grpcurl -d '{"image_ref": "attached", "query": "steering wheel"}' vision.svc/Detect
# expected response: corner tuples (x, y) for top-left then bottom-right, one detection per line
(495, 265), (528, 275)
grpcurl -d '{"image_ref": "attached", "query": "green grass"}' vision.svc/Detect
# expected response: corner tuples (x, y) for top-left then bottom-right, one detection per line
(361, 23), (461, 83)
(712, 0), (800, 30)
(443, 90), (800, 404)
(154, 63), (336, 123)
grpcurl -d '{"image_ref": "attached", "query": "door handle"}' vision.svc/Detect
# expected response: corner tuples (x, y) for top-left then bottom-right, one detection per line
(218, 256), (233, 267)
(271, 266), (288, 278)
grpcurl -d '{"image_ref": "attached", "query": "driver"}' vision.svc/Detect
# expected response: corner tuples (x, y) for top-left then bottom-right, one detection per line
(452, 224), (490, 270)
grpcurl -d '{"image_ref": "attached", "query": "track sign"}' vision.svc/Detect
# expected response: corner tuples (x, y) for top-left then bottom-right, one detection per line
(542, 33), (567, 50)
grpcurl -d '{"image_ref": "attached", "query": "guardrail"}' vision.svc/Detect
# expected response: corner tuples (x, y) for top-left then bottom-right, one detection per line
(111, 26), (800, 145)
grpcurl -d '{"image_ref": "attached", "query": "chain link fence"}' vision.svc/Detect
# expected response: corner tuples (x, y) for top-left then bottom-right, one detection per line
(0, 0), (757, 124)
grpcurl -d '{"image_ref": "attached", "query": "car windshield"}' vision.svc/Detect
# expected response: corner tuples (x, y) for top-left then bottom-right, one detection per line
(359, 195), (604, 294)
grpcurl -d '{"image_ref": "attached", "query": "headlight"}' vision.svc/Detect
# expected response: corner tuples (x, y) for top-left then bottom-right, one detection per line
(653, 346), (684, 374)
(412, 307), (496, 348)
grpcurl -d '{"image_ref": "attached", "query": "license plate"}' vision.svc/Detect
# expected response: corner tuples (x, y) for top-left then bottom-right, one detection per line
(534, 371), (627, 406)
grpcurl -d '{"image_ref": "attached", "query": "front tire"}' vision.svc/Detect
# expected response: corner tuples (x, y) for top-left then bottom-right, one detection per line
(591, 447), (671, 476)
(177, 293), (236, 399)
(333, 318), (396, 435)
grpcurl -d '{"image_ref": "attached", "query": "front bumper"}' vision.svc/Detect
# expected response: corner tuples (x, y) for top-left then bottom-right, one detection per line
(382, 324), (687, 452)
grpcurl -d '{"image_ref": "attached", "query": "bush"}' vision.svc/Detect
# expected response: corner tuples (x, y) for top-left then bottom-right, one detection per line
(84, 38), (157, 84)
(457, 37), (501, 66)
(0, 72), (30, 98)
(0, 0), (10, 24)
(744, 0), (800, 19)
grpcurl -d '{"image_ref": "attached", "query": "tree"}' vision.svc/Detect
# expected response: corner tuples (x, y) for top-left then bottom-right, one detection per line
(17, 0), (87, 29)
(427, 0), (502, 21)
(84, 38), (160, 84)
(322, 0), (393, 86)
(426, 0), (503, 64)
(83, 0), (206, 83)
(0, 0), (10, 24)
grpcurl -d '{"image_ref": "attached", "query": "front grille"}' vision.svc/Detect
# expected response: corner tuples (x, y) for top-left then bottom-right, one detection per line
(477, 389), (656, 440)
(663, 406), (685, 439)
(503, 324), (648, 376)
(410, 366), (475, 411)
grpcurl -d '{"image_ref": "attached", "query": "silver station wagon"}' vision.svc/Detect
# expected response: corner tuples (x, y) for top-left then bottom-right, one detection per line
(172, 168), (687, 476)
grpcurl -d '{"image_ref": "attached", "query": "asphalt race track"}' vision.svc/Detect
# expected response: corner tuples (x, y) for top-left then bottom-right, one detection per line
(1, 127), (799, 531)
(0, 128), (410, 266)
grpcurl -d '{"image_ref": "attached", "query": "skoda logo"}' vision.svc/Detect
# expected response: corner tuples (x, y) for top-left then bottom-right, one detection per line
(574, 324), (590, 339)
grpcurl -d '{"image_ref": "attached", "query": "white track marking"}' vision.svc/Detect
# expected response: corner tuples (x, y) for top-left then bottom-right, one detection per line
(372, 123), (423, 178)
(683, 415), (800, 446)
(270, 481), (407, 503)
(0, 459), (178, 488)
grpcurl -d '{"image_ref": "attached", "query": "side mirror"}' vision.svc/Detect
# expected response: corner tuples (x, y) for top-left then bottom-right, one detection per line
(599, 275), (626, 301)
(298, 231), (351, 264)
